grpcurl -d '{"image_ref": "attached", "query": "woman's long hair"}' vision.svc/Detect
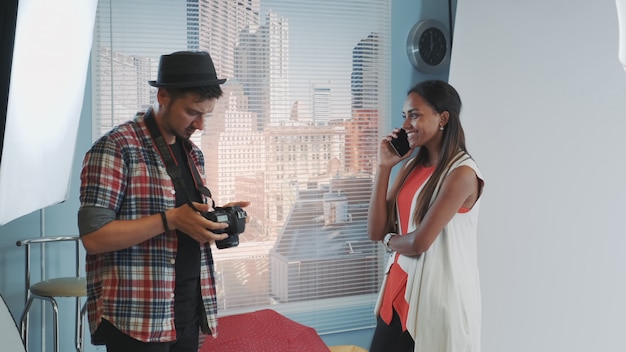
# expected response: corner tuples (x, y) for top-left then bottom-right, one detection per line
(387, 80), (469, 232)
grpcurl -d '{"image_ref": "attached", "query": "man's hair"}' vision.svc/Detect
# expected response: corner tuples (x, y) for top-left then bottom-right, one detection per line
(163, 85), (223, 102)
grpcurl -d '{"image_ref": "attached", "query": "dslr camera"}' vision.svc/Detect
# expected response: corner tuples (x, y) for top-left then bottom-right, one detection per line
(202, 206), (247, 249)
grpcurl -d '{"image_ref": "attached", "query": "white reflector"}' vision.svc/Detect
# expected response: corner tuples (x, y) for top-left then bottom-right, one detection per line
(0, 0), (98, 225)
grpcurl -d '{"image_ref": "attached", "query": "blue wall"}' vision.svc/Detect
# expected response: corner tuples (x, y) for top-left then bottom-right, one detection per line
(0, 1), (455, 350)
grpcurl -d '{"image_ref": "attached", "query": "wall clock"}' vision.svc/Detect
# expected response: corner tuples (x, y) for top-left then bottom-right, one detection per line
(406, 19), (451, 74)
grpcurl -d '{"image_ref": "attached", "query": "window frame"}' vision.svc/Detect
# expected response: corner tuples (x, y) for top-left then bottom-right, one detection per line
(90, 0), (391, 334)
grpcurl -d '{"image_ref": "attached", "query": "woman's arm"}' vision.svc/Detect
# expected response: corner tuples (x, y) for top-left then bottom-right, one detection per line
(386, 165), (479, 256)
(367, 130), (414, 241)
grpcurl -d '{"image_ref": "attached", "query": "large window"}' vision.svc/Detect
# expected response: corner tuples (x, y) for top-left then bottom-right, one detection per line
(92, 0), (391, 334)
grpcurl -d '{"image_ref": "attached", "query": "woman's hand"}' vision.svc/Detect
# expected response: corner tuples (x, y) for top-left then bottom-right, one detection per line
(379, 128), (414, 168)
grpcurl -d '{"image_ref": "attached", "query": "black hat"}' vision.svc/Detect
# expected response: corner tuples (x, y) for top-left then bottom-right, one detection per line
(149, 51), (226, 88)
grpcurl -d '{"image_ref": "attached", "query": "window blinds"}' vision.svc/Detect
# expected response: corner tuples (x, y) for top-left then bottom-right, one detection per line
(92, 0), (390, 334)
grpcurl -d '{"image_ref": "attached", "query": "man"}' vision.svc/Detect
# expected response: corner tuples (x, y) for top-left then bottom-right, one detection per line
(78, 51), (249, 351)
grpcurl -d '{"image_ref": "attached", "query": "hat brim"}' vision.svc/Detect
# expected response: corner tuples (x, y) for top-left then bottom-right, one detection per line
(148, 78), (227, 88)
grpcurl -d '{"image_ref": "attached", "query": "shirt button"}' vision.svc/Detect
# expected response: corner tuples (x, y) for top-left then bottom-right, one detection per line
(170, 293), (175, 298)
(170, 258), (175, 265)
(170, 189), (176, 195)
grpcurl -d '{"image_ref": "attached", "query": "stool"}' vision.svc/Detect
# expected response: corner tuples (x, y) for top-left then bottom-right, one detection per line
(16, 236), (87, 352)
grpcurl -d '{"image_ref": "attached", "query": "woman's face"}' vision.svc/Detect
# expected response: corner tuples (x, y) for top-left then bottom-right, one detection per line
(401, 92), (446, 150)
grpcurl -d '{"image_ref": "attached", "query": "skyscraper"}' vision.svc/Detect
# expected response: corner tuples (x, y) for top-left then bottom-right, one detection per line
(312, 83), (331, 126)
(347, 32), (383, 174)
(351, 32), (381, 110)
(189, 0), (261, 79)
(235, 10), (289, 131)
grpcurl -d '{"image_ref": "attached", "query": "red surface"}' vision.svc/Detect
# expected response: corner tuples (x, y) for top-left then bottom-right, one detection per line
(200, 309), (330, 352)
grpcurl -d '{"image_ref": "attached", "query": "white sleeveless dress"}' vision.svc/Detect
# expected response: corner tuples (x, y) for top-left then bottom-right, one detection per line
(375, 155), (484, 352)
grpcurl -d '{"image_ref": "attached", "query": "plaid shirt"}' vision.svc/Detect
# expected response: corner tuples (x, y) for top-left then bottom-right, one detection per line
(79, 113), (219, 343)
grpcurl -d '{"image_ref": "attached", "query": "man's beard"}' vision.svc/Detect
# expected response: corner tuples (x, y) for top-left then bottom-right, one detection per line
(162, 106), (192, 140)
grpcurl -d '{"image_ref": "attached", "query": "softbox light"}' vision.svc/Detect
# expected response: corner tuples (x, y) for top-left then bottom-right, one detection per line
(0, 0), (98, 225)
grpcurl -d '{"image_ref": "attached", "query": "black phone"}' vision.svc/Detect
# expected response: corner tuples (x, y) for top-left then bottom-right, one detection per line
(389, 128), (410, 156)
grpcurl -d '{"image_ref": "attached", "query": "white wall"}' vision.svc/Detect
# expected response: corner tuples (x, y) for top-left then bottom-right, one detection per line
(451, 0), (626, 351)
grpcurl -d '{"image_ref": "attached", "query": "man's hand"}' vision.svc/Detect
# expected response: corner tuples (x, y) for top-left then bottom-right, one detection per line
(166, 202), (229, 245)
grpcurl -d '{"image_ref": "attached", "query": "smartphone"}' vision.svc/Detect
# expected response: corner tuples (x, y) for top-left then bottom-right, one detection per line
(389, 128), (411, 156)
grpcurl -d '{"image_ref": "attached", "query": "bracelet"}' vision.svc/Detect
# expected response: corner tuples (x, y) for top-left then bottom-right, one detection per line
(383, 233), (399, 252)
(160, 211), (170, 233)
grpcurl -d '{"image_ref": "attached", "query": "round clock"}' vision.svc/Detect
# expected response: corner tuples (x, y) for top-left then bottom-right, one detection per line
(406, 19), (451, 74)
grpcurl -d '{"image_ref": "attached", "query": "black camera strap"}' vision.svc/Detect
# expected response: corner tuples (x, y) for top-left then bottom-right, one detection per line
(143, 109), (216, 210)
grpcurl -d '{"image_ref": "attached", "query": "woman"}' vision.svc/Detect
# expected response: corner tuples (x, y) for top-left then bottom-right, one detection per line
(368, 80), (484, 352)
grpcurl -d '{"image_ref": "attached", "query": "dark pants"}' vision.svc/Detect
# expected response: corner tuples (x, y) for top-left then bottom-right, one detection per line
(100, 318), (199, 352)
(369, 309), (415, 352)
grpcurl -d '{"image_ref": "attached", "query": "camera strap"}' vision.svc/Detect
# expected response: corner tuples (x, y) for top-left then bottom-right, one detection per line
(143, 109), (216, 210)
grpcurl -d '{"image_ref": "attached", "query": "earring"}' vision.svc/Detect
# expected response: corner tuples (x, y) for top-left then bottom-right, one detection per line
(439, 126), (444, 131)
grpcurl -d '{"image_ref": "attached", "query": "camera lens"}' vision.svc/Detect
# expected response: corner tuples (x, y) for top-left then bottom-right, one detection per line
(215, 235), (239, 249)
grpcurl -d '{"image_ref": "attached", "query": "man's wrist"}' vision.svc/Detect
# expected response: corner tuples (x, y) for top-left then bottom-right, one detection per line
(160, 211), (170, 233)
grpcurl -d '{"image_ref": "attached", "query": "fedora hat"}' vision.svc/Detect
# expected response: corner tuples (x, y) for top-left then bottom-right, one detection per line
(149, 51), (226, 88)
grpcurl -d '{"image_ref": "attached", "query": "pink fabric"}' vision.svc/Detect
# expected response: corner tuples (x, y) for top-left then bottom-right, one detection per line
(200, 309), (330, 352)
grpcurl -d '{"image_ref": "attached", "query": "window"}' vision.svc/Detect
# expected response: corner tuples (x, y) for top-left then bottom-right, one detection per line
(92, 0), (390, 334)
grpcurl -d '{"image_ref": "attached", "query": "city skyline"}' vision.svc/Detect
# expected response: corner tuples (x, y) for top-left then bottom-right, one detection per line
(93, 0), (387, 235)
(93, 0), (387, 123)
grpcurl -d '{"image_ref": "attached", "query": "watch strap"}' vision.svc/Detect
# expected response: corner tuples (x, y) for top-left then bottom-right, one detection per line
(383, 232), (399, 252)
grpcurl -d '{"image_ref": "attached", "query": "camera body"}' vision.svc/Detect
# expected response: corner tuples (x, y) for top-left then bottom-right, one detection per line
(202, 206), (247, 249)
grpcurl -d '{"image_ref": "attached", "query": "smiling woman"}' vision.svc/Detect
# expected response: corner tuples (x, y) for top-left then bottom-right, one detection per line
(368, 80), (484, 352)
